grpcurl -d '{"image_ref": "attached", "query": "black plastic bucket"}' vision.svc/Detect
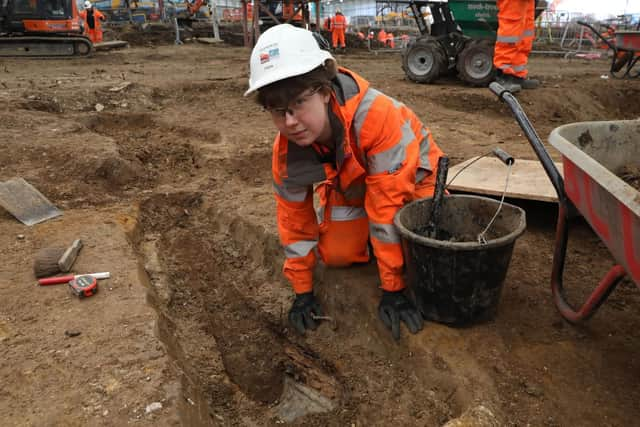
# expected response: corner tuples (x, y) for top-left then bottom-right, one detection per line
(394, 195), (526, 325)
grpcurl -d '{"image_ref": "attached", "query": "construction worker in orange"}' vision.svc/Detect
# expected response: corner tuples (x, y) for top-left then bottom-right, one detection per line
(377, 28), (387, 46)
(331, 9), (347, 50)
(493, 0), (540, 93)
(386, 32), (395, 48)
(245, 25), (445, 340)
(80, 1), (106, 44)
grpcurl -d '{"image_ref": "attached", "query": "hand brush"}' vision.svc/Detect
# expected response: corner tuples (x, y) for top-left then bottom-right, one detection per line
(33, 239), (83, 278)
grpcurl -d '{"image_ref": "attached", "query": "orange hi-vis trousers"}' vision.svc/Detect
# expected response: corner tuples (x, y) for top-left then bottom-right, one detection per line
(493, 0), (535, 78)
(332, 30), (346, 49)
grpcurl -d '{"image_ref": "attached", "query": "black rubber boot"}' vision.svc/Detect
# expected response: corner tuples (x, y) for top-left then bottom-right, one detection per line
(516, 76), (540, 89)
(495, 73), (522, 93)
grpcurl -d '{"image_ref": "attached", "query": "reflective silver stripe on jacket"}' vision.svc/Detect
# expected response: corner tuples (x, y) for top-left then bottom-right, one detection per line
(316, 206), (325, 223)
(369, 222), (400, 244)
(367, 119), (415, 174)
(284, 240), (318, 258)
(273, 182), (308, 202)
(415, 128), (432, 183)
(330, 206), (367, 221)
(522, 29), (534, 37)
(353, 87), (381, 153)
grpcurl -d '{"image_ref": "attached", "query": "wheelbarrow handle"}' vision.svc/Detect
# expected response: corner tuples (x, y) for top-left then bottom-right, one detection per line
(488, 83), (566, 202)
(489, 81), (507, 99)
(576, 20), (617, 51)
(493, 148), (514, 166)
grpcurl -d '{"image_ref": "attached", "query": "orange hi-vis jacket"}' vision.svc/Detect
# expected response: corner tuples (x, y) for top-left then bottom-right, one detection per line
(331, 13), (346, 30)
(272, 67), (444, 294)
(79, 7), (105, 43)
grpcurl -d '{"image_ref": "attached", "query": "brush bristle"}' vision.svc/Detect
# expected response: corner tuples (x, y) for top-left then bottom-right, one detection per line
(34, 247), (66, 278)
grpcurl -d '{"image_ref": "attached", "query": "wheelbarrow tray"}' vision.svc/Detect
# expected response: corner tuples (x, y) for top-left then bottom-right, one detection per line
(549, 120), (640, 287)
(615, 31), (640, 51)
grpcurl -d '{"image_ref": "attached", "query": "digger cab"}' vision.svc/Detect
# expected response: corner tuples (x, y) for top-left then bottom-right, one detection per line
(1, 0), (84, 34)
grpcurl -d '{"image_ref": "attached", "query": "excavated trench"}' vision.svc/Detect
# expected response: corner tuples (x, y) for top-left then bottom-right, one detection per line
(130, 192), (345, 424)
(128, 187), (476, 425)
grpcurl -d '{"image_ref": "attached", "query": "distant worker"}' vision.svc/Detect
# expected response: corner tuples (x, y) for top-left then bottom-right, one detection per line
(386, 32), (395, 48)
(80, 1), (106, 44)
(493, 0), (539, 93)
(245, 25), (446, 340)
(331, 9), (346, 50)
(400, 33), (410, 49)
(377, 28), (387, 47)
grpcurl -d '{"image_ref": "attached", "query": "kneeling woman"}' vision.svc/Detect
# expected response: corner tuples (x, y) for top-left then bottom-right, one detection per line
(245, 24), (445, 340)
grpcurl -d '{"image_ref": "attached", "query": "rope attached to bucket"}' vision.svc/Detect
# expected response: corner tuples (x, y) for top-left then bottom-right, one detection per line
(477, 161), (513, 244)
(446, 148), (515, 245)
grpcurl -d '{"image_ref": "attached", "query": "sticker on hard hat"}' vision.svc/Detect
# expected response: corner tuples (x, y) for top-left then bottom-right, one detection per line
(260, 47), (280, 64)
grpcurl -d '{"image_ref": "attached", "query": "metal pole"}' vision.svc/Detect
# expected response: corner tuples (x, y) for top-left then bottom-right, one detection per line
(210, 0), (221, 40)
(174, 17), (183, 44)
(242, 0), (249, 47)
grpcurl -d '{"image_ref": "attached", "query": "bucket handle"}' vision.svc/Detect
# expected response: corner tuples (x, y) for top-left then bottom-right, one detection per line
(446, 148), (515, 244)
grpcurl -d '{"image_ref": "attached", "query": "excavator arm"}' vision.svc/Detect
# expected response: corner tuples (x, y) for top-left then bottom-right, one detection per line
(186, 0), (207, 16)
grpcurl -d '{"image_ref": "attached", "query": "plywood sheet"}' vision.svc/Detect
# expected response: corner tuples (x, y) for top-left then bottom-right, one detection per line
(446, 157), (564, 202)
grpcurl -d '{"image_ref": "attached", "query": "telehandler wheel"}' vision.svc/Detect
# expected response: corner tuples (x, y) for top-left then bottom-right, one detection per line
(457, 39), (496, 86)
(402, 37), (446, 84)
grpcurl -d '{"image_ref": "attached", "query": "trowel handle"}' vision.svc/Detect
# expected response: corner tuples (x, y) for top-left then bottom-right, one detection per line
(426, 156), (450, 239)
(493, 148), (514, 166)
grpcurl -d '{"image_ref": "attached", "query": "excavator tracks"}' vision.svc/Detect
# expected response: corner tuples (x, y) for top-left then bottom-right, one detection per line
(0, 35), (92, 58)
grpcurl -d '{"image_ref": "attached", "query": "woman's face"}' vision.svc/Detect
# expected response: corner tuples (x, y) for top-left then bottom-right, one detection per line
(267, 87), (332, 147)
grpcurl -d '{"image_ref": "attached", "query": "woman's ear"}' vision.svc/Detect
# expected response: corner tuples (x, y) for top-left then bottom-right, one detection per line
(321, 89), (331, 104)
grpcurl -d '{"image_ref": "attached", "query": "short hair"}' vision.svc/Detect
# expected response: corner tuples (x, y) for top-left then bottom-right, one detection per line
(255, 60), (338, 110)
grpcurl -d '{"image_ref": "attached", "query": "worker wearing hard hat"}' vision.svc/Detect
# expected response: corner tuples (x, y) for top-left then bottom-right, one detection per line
(245, 25), (445, 340)
(493, 0), (540, 92)
(79, 1), (106, 44)
(330, 9), (347, 51)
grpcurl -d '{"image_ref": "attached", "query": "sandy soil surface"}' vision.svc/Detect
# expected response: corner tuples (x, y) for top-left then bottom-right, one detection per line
(1, 40), (639, 426)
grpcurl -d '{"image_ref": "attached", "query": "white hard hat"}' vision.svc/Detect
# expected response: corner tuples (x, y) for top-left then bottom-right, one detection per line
(244, 24), (334, 96)
(84, 1), (92, 8)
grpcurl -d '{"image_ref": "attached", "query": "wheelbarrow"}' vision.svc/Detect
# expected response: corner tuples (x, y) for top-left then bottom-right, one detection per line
(577, 20), (640, 78)
(490, 82), (640, 323)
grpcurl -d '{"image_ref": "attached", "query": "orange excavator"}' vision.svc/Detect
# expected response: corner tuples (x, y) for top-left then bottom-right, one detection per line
(0, 0), (92, 57)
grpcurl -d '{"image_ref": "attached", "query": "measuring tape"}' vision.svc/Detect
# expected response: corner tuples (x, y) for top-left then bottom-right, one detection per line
(68, 275), (98, 298)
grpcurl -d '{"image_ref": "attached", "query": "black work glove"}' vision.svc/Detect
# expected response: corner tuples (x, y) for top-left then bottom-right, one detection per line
(288, 292), (323, 335)
(378, 290), (423, 340)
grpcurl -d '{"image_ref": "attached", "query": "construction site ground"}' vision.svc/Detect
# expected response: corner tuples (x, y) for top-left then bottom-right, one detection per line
(1, 41), (639, 426)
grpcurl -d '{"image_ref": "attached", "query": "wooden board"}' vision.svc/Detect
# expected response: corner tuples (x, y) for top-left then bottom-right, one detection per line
(93, 41), (129, 51)
(446, 157), (564, 202)
(196, 37), (223, 44)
